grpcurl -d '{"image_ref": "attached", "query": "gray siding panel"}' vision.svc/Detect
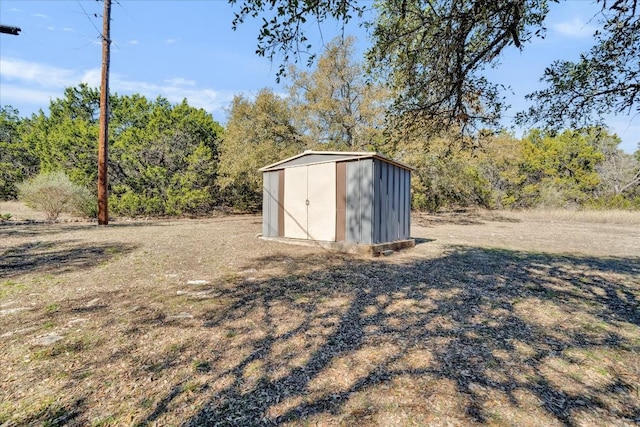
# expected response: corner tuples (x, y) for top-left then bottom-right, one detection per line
(262, 171), (279, 237)
(385, 161), (392, 242)
(381, 161), (389, 243)
(399, 168), (405, 240)
(370, 160), (412, 243)
(373, 160), (381, 244)
(392, 165), (400, 240)
(346, 161), (361, 243)
(405, 169), (411, 239)
(404, 169), (410, 238)
(360, 160), (374, 244)
(345, 159), (374, 244)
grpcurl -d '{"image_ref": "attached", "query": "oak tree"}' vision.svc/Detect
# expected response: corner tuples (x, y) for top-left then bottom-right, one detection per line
(521, 0), (640, 128)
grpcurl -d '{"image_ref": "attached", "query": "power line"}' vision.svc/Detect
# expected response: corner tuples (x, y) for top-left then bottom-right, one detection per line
(76, 0), (102, 39)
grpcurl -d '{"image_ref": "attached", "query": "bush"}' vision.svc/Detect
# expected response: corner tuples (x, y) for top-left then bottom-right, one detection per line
(109, 190), (164, 217)
(17, 171), (95, 220)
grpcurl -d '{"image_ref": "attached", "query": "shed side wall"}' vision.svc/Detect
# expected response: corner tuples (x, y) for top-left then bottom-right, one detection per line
(262, 171), (279, 237)
(372, 160), (411, 243)
(404, 168), (411, 239)
(345, 159), (373, 244)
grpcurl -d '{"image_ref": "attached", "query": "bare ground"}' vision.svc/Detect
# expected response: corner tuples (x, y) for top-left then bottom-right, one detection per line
(1, 202), (639, 426)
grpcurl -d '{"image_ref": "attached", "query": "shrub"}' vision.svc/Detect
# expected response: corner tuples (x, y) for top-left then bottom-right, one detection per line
(17, 171), (95, 220)
(109, 190), (164, 217)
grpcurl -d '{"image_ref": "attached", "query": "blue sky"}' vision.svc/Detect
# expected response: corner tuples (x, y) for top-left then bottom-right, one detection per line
(1, 0), (638, 153)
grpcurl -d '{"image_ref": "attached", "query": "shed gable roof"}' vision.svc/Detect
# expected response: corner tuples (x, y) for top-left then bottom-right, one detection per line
(259, 150), (414, 172)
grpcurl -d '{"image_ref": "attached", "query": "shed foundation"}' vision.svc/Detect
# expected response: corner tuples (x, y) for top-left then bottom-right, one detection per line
(260, 236), (416, 256)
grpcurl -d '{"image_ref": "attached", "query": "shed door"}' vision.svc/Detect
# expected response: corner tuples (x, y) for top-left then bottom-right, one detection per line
(283, 163), (336, 241)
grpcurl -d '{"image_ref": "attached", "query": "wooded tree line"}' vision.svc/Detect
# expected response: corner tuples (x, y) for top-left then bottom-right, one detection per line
(1, 86), (222, 216)
(1, 34), (638, 216)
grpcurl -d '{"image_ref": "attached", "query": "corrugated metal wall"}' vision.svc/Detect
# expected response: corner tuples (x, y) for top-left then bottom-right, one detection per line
(262, 171), (279, 237)
(345, 160), (374, 244)
(372, 159), (411, 244)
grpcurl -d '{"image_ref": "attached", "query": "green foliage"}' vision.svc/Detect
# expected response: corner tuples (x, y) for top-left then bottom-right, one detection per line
(586, 194), (640, 210)
(476, 131), (527, 209)
(17, 171), (95, 220)
(0, 106), (39, 200)
(287, 36), (389, 150)
(21, 85), (101, 189)
(519, 129), (604, 208)
(110, 98), (222, 216)
(397, 126), (635, 212)
(218, 89), (305, 211)
(4, 76), (638, 217)
(400, 132), (491, 212)
(230, 0), (366, 80)
(18, 87), (223, 217)
(369, 0), (550, 135)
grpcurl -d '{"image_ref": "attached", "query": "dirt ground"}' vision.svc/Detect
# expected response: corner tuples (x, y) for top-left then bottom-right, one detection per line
(1, 201), (639, 426)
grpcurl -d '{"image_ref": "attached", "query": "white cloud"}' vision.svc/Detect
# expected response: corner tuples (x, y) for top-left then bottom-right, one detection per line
(0, 58), (77, 87)
(0, 85), (57, 106)
(62, 27), (75, 32)
(80, 68), (102, 87)
(129, 40), (139, 45)
(46, 26), (55, 31)
(109, 76), (234, 114)
(165, 38), (178, 44)
(0, 57), (234, 118)
(9, 8), (22, 12)
(164, 77), (196, 87)
(553, 18), (596, 38)
(33, 13), (48, 18)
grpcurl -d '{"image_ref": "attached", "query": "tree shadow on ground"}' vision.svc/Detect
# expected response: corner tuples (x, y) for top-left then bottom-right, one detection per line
(137, 247), (639, 426)
(0, 220), (175, 239)
(0, 239), (138, 278)
(12, 397), (86, 427)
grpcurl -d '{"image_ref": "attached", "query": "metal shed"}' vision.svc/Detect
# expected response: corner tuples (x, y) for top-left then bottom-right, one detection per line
(260, 151), (414, 252)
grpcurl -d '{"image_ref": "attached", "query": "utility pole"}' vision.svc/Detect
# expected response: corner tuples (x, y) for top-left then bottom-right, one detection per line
(97, 0), (111, 225)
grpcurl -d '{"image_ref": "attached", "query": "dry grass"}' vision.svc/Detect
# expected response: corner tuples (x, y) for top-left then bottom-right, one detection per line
(505, 208), (640, 225)
(1, 203), (639, 426)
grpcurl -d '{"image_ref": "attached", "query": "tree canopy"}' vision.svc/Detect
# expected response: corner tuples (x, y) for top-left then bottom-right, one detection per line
(520, 0), (640, 128)
(230, 0), (639, 136)
(218, 89), (305, 211)
(287, 36), (389, 150)
(368, 0), (549, 135)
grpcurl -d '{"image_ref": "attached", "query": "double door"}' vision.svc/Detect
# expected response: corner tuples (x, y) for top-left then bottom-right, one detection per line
(283, 163), (336, 241)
